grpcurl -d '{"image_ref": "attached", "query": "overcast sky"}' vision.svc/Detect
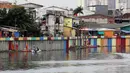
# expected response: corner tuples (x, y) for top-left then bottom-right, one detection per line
(3, 0), (77, 8)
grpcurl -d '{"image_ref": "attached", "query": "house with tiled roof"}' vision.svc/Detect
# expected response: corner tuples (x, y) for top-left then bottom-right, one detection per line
(79, 14), (115, 24)
(0, 1), (12, 8)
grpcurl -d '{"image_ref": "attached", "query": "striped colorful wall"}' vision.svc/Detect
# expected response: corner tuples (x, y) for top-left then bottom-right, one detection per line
(0, 36), (130, 54)
(67, 36), (130, 53)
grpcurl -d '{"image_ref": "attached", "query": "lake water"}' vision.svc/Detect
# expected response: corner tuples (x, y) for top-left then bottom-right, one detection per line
(0, 49), (130, 73)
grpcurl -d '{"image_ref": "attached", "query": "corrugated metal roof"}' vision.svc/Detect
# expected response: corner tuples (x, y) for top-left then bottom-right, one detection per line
(79, 22), (130, 29)
(78, 14), (114, 19)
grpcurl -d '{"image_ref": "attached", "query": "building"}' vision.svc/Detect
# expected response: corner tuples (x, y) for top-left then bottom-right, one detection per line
(40, 6), (74, 36)
(79, 14), (115, 24)
(78, 0), (107, 11)
(19, 3), (43, 21)
(78, 0), (130, 16)
(0, 1), (12, 9)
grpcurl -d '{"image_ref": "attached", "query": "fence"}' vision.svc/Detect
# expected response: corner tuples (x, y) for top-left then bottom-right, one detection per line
(0, 36), (130, 54)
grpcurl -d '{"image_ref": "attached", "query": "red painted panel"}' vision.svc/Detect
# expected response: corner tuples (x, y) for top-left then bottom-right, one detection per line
(23, 37), (27, 40)
(14, 38), (18, 41)
(116, 36), (121, 53)
(8, 41), (12, 50)
(66, 39), (69, 60)
(121, 38), (126, 53)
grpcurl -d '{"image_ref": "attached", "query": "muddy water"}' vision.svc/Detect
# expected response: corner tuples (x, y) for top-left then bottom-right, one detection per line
(0, 49), (130, 73)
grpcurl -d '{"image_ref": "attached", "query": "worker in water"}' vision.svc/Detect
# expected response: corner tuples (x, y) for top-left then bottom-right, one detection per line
(31, 45), (41, 53)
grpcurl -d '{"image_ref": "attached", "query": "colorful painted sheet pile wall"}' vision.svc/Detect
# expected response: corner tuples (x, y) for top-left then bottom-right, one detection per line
(0, 36), (130, 53)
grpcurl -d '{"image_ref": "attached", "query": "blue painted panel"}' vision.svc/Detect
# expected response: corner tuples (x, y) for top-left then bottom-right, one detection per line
(6, 38), (10, 41)
(94, 38), (97, 53)
(40, 37), (43, 40)
(54, 37), (58, 40)
(61, 37), (64, 40)
(90, 39), (94, 53)
(108, 38), (112, 52)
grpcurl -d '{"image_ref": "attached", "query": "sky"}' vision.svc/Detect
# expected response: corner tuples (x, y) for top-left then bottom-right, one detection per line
(2, 0), (77, 8)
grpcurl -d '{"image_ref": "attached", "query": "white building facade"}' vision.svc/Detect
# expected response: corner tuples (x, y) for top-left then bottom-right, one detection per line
(78, 0), (130, 15)
(40, 6), (73, 36)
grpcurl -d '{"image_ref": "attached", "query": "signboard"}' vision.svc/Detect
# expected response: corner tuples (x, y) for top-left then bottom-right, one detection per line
(64, 18), (72, 27)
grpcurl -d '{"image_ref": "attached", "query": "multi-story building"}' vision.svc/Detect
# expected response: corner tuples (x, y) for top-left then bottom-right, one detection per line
(78, 0), (130, 16)
(40, 6), (74, 36)
(19, 3), (43, 20)
(78, 0), (107, 11)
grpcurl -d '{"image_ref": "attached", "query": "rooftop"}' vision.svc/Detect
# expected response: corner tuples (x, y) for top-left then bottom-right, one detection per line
(19, 3), (43, 9)
(0, 1), (11, 4)
(79, 22), (130, 29)
(78, 14), (114, 19)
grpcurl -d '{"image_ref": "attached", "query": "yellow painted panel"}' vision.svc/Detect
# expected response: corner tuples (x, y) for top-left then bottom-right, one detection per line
(97, 38), (101, 53)
(126, 39), (129, 46)
(0, 38), (5, 40)
(126, 36), (130, 38)
(64, 37), (67, 40)
(19, 37), (23, 40)
(126, 47), (130, 53)
(112, 47), (116, 53)
(112, 39), (116, 53)
(112, 38), (116, 46)
(44, 37), (47, 40)
(36, 37), (40, 40)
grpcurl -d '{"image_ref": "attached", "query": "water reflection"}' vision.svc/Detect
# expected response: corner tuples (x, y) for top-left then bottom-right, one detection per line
(0, 48), (128, 71)
(8, 52), (30, 70)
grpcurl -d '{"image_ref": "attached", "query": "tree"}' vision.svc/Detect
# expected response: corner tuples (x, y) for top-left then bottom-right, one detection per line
(0, 8), (8, 25)
(73, 6), (83, 16)
(0, 7), (40, 36)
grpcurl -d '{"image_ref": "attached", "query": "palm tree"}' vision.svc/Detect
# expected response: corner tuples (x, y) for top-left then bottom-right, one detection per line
(73, 6), (83, 16)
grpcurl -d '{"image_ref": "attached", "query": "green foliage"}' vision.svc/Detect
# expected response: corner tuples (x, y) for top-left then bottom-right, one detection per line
(0, 7), (39, 32)
(73, 6), (83, 15)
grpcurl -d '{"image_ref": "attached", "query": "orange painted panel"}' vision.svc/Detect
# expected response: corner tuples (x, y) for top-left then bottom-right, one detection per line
(126, 39), (130, 53)
(104, 31), (113, 38)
